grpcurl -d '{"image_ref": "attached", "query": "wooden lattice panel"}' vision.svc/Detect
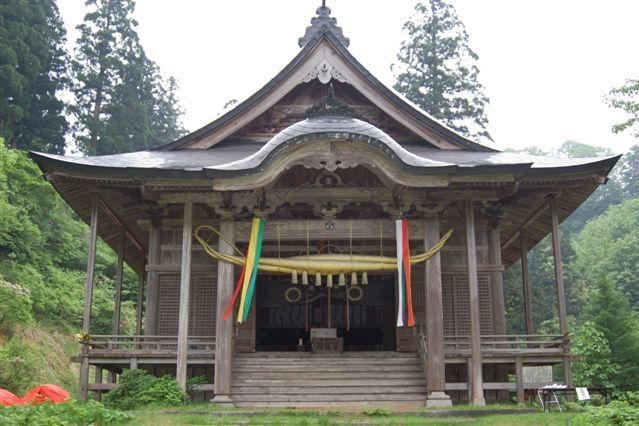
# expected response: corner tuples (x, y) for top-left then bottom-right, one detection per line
(478, 275), (494, 335)
(158, 274), (217, 336)
(442, 275), (456, 335)
(441, 274), (494, 336)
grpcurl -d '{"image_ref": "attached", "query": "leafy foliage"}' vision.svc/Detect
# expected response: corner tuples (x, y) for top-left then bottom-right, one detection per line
(0, 400), (133, 426)
(583, 399), (639, 426)
(70, 0), (185, 155)
(103, 369), (186, 410)
(393, 0), (491, 141)
(0, 280), (33, 336)
(0, 0), (69, 154)
(572, 321), (619, 388)
(607, 79), (639, 137)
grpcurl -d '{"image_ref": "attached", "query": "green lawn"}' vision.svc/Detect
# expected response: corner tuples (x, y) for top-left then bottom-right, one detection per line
(130, 410), (592, 425)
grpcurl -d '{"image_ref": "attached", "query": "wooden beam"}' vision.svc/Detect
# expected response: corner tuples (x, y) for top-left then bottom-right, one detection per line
(464, 199), (485, 406)
(144, 221), (161, 336)
(520, 230), (534, 335)
(112, 227), (125, 335)
(80, 196), (99, 401)
(424, 216), (452, 407)
(176, 201), (194, 389)
(97, 197), (145, 255)
(501, 201), (550, 251)
(549, 196), (572, 387)
(213, 219), (235, 404)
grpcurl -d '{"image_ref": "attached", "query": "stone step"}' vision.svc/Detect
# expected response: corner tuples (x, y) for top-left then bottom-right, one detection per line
(233, 401), (424, 408)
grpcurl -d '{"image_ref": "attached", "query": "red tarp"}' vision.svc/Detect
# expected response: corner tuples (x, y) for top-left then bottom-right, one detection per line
(21, 384), (70, 405)
(0, 388), (21, 406)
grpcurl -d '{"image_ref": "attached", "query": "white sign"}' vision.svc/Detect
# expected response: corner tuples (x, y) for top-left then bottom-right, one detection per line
(576, 387), (591, 401)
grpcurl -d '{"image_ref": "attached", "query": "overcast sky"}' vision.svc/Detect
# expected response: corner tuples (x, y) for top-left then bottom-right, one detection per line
(57, 0), (639, 154)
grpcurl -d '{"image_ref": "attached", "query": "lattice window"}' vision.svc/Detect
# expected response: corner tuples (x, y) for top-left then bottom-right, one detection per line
(442, 275), (456, 335)
(441, 274), (494, 336)
(158, 274), (216, 336)
(478, 275), (494, 335)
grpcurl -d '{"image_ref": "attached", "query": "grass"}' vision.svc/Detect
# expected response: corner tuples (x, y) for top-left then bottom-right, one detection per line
(129, 409), (592, 425)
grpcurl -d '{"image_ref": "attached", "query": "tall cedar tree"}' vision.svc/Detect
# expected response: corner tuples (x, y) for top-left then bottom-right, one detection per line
(71, 0), (185, 155)
(393, 0), (491, 142)
(0, 0), (68, 154)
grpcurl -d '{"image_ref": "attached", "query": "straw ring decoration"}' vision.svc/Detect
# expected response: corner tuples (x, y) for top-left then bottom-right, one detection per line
(194, 225), (453, 276)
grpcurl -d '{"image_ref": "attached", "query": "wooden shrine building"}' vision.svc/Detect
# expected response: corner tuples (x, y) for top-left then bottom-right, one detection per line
(31, 4), (619, 407)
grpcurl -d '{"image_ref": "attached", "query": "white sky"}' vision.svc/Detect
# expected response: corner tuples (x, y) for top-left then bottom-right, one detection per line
(57, 0), (639, 154)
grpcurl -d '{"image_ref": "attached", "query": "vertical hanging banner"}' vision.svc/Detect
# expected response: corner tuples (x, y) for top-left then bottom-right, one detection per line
(396, 219), (415, 327)
(223, 218), (265, 324)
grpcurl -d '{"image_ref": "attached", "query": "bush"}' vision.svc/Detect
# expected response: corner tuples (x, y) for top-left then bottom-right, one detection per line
(584, 400), (639, 426)
(103, 369), (186, 410)
(0, 400), (132, 426)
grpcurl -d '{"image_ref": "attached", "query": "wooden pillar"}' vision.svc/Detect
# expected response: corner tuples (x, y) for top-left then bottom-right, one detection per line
(176, 201), (193, 389)
(549, 196), (572, 387)
(515, 357), (525, 405)
(213, 219), (235, 404)
(520, 230), (534, 335)
(80, 196), (99, 401)
(112, 227), (125, 335)
(144, 217), (161, 336)
(488, 222), (506, 335)
(424, 216), (452, 407)
(135, 273), (145, 338)
(489, 221), (508, 401)
(464, 199), (485, 406)
(94, 366), (103, 402)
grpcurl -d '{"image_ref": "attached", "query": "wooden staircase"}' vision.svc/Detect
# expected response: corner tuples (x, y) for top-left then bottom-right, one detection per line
(231, 352), (427, 408)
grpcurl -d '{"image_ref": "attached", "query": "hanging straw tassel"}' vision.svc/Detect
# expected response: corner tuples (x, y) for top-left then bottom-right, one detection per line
(338, 273), (346, 287)
(292, 270), (298, 285)
(351, 272), (358, 286)
(327, 273), (333, 288)
(302, 270), (308, 285)
(362, 271), (369, 285)
(315, 272), (322, 287)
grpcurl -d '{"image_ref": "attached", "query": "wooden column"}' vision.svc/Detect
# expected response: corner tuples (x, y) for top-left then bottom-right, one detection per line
(94, 366), (103, 402)
(515, 357), (525, 405)
(423, 216), (452, 407)
(112, 227), (125, 335)
(489, 221), (508, 401)
(80, 196), (99, 401)
(213, 219), (235, 404)
(520, 230), (534, 335)
(144, 217), (161, 336)
(488, 222), (506, 335)
(176, 201), (193, 389)
(464, 199), (485, 406)
(135, 273), (145, 338)
(549, 196), (572, 387)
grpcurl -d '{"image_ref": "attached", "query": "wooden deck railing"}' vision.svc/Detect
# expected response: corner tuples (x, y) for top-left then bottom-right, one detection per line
(83, 335), (215, 353)
(444, 334), (569, 354)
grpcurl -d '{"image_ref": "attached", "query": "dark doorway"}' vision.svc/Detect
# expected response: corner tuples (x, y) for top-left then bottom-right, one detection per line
(255, 275), (396, 351)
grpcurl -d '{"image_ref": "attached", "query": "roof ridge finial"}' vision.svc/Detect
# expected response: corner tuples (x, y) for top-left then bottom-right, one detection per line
(298, 1), (350, 48)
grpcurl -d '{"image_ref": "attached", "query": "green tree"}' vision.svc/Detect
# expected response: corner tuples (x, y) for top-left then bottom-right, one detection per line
(607, 78), (639, 137)
(0, 0), (68, 153)
(393, 0), (491, 141)
(572, 321), (618, 388)
(583, 277), (639, 391)
(71, 0), (185, 155)
(574, 198), (639, 310)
